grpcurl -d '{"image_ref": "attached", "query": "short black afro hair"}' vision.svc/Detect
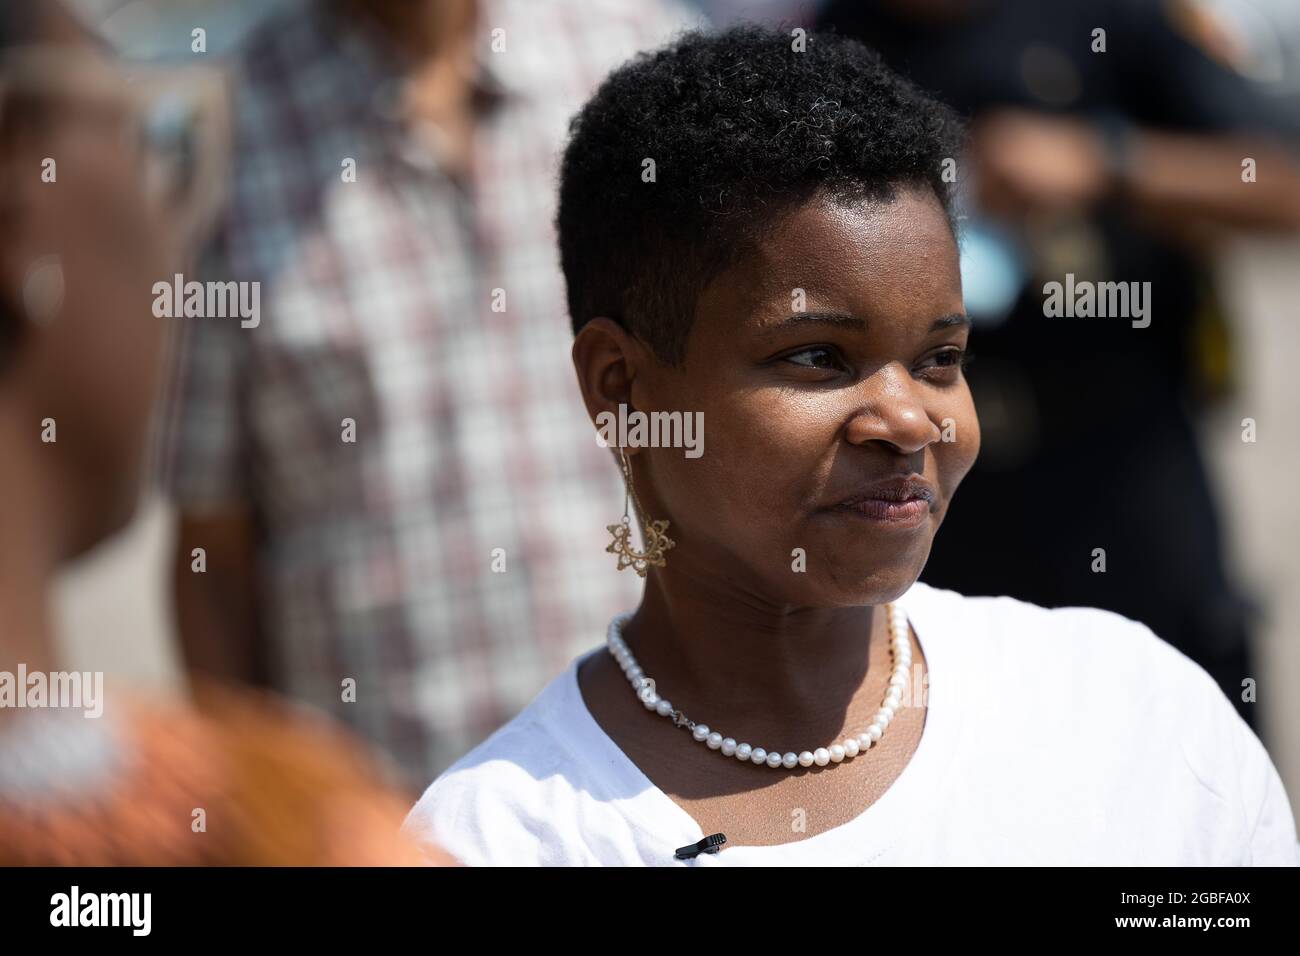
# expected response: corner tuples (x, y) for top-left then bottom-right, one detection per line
(557, 24), (963, 365)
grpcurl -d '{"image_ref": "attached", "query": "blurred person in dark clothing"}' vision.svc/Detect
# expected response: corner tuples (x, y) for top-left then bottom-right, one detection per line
(0, 0), (449, 866)
(819, 0), (1300, 730)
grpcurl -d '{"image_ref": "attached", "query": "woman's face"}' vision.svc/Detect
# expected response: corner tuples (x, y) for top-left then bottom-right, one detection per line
(631, 186), (979, 607)
(1, 8), (176, 556)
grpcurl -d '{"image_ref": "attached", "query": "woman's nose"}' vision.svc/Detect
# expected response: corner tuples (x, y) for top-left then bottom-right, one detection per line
(842, 362), (940, 456)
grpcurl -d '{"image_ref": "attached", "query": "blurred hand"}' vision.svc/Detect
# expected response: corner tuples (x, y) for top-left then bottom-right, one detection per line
(968, 109), (1110, 218)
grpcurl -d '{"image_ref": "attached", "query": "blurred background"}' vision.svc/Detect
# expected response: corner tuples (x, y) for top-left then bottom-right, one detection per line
(43, 0), (1300, 814)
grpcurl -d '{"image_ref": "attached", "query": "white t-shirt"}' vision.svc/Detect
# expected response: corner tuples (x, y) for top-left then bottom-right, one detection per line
(403, 581), (1299, 866)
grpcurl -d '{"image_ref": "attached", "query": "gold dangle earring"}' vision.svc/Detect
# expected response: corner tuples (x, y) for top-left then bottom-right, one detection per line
(607, 446), (675, 576)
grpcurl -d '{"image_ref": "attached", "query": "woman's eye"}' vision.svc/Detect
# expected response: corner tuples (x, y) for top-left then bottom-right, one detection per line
(933, 349), (963, 366)
(919, 347), (969, 376)
(783, 347), (844, 370)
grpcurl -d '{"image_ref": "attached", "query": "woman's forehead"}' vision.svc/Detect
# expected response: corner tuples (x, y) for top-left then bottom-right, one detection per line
(697, 191), (960, 321)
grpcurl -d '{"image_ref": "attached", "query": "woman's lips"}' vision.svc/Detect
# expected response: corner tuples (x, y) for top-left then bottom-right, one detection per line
(830, 496), (931, 527)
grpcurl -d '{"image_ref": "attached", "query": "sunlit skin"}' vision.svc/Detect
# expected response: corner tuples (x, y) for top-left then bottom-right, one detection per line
(572, 186), (980, 844)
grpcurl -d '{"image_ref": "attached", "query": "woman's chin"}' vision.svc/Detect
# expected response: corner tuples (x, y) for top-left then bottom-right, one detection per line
(804, 551), (931, 608)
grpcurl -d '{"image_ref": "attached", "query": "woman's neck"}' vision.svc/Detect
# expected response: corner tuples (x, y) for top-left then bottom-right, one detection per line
(622, 565), (887, 741)
(0, 409), (62, 678)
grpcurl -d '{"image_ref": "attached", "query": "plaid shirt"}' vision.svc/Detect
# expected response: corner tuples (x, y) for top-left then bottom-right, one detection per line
(157, 0), (694, 784)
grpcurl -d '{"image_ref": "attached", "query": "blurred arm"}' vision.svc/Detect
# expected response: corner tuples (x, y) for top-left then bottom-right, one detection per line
(970, 111), (1300, 232)
(1119, 130), (1300, 231)
(153, 222), (265, 686)
(173, 507), (268, 687)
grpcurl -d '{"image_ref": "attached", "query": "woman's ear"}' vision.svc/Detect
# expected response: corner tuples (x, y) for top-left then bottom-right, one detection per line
(571, 317), (651, 433)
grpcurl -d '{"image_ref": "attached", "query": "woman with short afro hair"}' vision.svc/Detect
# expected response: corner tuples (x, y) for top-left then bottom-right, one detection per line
(405, 24), (1297, 866)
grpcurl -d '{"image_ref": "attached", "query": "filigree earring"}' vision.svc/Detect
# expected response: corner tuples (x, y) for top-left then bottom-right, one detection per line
(607, 446), (675, 576)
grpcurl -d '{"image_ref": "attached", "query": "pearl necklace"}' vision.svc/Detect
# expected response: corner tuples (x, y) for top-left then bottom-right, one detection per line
(607, 603), (911, 770)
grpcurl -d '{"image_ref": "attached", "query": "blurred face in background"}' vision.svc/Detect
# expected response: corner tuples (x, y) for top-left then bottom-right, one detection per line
(0, 1), (220, 559)
(343, 0), (481, 134)
(345, 0), (479, 57)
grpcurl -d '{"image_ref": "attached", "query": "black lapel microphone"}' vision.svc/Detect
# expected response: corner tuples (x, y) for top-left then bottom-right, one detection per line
(675, 833), (727, 860)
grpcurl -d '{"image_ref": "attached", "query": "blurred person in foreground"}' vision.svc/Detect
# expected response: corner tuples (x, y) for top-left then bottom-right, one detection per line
(404, 25), (1297, 866)
(0, 0), (448, 866)
(818, 0), (1300, 732)
(157, 0), (692, 787)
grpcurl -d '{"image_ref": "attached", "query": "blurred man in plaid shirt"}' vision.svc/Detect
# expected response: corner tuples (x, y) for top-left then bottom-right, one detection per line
(157, 0), (693, 785)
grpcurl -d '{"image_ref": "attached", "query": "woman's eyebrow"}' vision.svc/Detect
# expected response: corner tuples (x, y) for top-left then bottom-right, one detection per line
(758, 311), (866, 337)
(757, 311), (971, 336)
(930, 313), (971, 332)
